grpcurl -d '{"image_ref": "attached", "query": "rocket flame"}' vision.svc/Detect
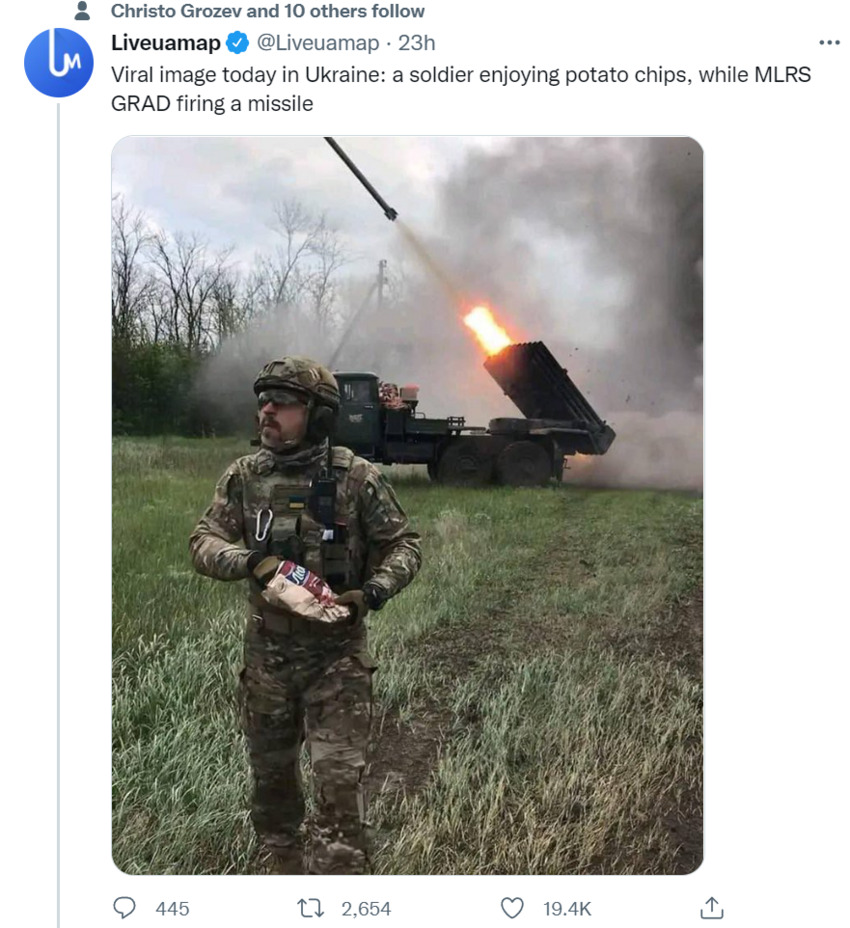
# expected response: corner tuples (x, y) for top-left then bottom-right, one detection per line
(463, 305), (513, 356)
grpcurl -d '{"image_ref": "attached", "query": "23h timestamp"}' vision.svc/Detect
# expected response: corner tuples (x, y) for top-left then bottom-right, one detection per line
(398, 34), (435, 50)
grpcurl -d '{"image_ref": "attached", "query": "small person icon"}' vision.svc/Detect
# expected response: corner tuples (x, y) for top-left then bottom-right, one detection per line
(74, 1), (90, 20)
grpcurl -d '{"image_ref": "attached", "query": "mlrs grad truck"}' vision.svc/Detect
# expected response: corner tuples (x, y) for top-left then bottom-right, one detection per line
(332, 341), (616, 487)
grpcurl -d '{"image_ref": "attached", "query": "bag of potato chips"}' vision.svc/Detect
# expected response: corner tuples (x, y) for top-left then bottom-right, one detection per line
(261, 560), (350, 623)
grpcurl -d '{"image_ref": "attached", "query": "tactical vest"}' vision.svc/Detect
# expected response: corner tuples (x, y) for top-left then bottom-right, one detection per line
(243, 446), (363, 593)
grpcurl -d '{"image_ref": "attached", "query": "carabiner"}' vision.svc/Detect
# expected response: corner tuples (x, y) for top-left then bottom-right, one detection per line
(255, 507), (273, 543)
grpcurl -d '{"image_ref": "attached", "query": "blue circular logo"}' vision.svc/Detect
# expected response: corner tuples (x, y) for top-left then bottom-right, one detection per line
(24, 29), (93, 97)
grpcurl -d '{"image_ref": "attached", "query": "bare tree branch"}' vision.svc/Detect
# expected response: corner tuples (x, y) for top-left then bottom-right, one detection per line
(111, 194), (154, 342)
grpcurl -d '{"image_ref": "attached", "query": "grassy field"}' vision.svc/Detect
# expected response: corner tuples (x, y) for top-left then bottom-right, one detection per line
(113, 436), (702, 875)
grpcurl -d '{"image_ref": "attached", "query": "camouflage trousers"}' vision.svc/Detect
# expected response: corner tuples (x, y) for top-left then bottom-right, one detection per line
(239, 611), (375, 875)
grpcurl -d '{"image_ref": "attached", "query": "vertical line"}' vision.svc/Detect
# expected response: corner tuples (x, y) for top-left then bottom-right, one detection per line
(56, 101), (61, 928)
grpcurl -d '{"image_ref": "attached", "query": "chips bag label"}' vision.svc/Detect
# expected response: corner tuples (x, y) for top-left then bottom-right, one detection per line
(277, 559), (337, 606)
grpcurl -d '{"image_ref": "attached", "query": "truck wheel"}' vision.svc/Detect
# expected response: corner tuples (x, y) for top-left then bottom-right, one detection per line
(436, 440), (495, 486)
(427, 461), (438, 481)
(496, 441), (552, 487)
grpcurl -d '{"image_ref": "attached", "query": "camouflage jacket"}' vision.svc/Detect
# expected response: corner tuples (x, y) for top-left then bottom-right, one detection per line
(189, 443), (421, 601)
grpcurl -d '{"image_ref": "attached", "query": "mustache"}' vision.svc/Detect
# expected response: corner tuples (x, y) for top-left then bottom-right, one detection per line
(260, 418), (280, 430)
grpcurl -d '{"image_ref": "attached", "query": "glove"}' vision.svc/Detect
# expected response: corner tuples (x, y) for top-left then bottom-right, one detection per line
(334, 590), (369, 625)
(363, 581), (389, 612)
(247, 552), (280, 588)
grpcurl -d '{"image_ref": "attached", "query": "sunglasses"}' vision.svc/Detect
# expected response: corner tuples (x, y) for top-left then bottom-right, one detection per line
(257, 390), (308, 408)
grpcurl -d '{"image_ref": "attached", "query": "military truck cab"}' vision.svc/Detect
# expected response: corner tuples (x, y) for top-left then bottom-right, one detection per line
(334, 371), (459, 467)
(334, 373), (383, 458)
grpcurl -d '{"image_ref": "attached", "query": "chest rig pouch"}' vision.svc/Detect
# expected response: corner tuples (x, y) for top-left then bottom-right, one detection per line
(249, 451), (353, 591)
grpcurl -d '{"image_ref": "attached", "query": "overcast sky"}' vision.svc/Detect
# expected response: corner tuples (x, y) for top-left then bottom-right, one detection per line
(112, 136), (502, 272)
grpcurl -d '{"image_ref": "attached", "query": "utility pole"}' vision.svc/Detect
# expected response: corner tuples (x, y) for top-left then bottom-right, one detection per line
(326, 259), (387, 370)
(377, 259), (386, 315)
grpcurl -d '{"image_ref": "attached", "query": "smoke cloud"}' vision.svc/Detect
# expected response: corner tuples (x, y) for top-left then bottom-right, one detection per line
(352, 137), (703, 489)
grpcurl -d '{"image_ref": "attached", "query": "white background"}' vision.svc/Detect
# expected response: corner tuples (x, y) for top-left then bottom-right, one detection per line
(5, 1), (848, 926)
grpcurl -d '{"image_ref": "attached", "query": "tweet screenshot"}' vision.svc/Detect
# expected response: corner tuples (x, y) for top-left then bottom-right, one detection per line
(10, 0), (847, 925)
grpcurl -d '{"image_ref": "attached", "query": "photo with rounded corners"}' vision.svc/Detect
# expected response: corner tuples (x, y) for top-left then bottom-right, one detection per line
(112, 135), (703, 876)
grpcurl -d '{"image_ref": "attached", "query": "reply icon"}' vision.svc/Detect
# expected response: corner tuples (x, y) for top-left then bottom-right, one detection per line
(113, 897), (136, 919)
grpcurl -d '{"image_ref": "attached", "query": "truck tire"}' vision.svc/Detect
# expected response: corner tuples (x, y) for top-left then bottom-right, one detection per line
(496, 440), (552, 487)
(436, 439), (495, 486)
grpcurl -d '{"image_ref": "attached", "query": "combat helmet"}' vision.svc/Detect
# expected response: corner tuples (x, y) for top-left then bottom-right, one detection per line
(254, 356), (340, 446)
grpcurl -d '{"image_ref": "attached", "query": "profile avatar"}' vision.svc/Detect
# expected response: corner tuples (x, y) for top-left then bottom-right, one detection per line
(24, 27), (94, 97)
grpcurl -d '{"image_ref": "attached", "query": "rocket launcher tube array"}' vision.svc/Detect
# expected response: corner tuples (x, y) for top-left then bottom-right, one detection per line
(484, 341), (613, 436)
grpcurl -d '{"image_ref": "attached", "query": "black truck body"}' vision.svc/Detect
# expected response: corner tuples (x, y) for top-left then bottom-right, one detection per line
(334, 341), (615, 486)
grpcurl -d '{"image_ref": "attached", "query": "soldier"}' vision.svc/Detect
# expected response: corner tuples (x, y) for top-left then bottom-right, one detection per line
(189, 357), (421, 875)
